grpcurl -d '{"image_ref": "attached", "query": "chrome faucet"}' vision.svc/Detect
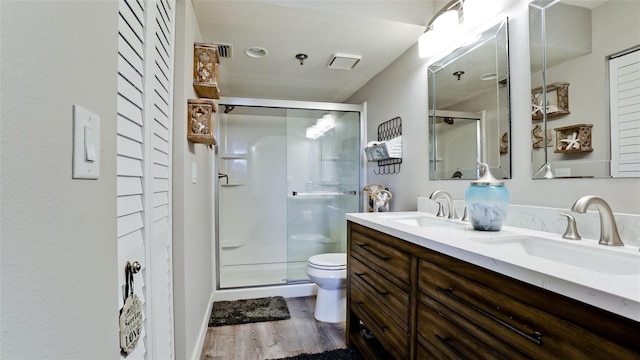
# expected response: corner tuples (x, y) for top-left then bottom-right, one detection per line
(429, 190), (458, 220)
(571, 196), (624, 246)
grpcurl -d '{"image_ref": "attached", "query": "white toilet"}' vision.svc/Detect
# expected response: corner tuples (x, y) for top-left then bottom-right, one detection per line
(306, 253), (347, 323)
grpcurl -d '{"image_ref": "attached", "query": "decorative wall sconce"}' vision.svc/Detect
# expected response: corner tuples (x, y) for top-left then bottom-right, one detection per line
(187, 99), (216, 147)
(193, 42), (220, 99)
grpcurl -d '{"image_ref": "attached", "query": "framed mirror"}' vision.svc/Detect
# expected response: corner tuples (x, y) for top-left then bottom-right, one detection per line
(530, 0), (640, 179)
(428, 19), (511, 180)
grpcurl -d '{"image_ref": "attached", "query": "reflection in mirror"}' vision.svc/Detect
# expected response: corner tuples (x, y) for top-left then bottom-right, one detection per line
(530, 0), (640, 179)
(428, 19), (510, 180)
(429, 111), (482, 179)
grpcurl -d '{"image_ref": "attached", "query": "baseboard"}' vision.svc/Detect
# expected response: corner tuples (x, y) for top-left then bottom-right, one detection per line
(212, 283), (317, 302)
(191, 291), (215, 360)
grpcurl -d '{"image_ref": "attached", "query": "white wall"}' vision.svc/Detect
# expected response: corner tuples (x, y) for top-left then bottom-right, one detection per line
(172, 1), (215, 359)
(348, 0), (640, 215)
(1, 1), (120, 358)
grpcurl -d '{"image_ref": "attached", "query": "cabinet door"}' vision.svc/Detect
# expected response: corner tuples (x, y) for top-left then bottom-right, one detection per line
(351, 280), (409, 360)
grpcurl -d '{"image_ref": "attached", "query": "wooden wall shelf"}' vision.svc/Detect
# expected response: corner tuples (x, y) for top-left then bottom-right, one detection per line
(193, 42), (220, 99)
(532, 82), (570, 121)
(187, 99), (216, 146)
(554, 123), (592, 153)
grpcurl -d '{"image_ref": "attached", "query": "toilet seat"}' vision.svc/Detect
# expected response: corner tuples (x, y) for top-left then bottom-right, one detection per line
(308, 253), (346, 270)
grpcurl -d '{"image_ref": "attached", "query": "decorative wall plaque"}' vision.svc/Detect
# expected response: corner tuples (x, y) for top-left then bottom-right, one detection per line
(119, 294), (143, 354)
(532, 124), (552, 149)
(119, 261), (143, 354)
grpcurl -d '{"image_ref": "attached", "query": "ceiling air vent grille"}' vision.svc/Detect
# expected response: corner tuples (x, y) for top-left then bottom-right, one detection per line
(215, 43), (233, 59)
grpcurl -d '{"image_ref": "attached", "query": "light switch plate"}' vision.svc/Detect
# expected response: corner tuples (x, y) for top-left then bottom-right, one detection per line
(73, 105), (100, 179)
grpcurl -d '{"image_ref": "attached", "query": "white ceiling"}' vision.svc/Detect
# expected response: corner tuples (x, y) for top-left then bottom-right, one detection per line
(192, 1), (437, 103)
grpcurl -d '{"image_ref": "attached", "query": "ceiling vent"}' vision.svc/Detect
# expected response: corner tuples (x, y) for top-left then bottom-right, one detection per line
(214, 43), (233, 59)
(328, 53), (361, 70)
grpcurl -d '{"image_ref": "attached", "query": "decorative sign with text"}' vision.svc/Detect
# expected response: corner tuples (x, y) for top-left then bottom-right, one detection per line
(120, 293), (142, 354)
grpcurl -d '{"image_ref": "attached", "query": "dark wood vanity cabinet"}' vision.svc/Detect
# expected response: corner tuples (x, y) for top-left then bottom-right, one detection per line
(347, 222), (414, 360)
(346, 221), (640, 360)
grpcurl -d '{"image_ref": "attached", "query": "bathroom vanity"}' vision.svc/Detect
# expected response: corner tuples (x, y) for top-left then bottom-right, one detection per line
(345, 213), (640, 359)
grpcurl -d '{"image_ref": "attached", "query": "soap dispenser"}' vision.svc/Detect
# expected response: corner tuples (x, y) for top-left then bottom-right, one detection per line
(466, 163), (510, 231)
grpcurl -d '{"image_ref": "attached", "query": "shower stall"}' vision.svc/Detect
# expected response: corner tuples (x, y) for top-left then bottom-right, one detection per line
(216, 98), (364, 289)
(429, 110), (484, 180)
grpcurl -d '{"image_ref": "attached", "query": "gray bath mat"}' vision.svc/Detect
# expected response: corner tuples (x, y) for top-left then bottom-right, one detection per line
(270, 348), (361, 360)
(208, 296), (290, 327)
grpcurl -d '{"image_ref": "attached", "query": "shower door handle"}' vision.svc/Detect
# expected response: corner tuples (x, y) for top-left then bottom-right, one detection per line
(292, 190), (357, 196)
(218, 173), (228, 185)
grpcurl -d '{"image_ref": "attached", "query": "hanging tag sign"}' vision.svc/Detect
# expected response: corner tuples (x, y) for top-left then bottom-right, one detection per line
(120, 293), (143, 354)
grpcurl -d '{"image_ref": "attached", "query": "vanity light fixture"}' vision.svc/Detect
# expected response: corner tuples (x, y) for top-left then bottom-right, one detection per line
(418, 0), (464, 58)
(306, 114), (335, 139)
(418, 0), (505, 59)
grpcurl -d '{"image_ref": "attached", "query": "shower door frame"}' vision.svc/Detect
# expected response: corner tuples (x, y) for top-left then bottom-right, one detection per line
(213, 96), (367, 290)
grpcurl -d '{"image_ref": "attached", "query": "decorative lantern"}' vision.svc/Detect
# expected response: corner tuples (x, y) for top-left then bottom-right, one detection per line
(193, 42), (220, 99)
(187, 99), (216, 146)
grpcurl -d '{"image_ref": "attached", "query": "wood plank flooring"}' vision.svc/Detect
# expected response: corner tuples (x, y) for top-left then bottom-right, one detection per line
(200, 296), (347, 360)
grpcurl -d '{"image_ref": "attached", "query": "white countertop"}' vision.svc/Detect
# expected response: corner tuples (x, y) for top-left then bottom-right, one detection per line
(346, 211), (640, 322)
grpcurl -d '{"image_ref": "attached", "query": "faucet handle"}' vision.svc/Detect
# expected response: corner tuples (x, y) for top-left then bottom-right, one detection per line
(560, 213), (581, 240)
(460, 206), (470, 222)
(436, 201), (446, 217)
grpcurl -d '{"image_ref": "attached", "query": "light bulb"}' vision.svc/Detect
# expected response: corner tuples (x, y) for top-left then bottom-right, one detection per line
(433, 10), (459, 32)
(418, 30), (440, 58)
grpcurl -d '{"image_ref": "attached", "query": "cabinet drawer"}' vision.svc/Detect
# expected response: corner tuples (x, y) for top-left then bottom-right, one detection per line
(350, 256), (409, 325)
(350, 227), (410, 285)
(418, 292), (527, 360)
(419, 258), (639, 359)
(417, 338), (447, 360)
(417, 296), (516, 360)
(351, 279), (409, 360)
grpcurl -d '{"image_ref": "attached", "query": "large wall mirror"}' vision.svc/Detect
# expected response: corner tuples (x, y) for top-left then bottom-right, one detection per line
(428, 19), (511, 180)
(530, 0), (640, 179)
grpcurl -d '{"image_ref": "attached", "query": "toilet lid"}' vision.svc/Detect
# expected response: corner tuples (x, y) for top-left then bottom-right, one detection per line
(308, 253), (346, 269)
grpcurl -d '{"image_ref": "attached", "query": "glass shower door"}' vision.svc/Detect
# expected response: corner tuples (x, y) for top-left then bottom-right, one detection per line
(218, 106), (288, 288)
(285, 109), (361, 282)
(217, 104), (361, 289)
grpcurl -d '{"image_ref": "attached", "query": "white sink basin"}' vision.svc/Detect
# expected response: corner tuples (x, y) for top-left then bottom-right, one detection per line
(379, 214), (453, 228)
(472, 235), (640, 275)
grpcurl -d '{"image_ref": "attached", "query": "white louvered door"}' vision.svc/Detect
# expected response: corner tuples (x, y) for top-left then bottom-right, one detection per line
(117, 0), (175, 359)
(610, 49), (640, 177)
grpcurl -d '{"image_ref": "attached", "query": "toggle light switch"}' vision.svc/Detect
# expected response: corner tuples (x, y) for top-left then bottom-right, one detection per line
(84, 126), (96, 162)
(73, 105), (100, 179)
